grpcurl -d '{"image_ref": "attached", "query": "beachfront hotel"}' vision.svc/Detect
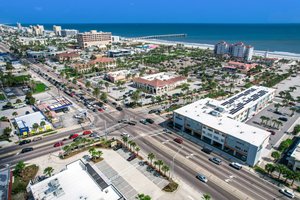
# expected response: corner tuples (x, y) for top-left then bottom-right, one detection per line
(77, 30), (112, 49)
(173, 86), (275, 166)
(133, 72), (187, 95)
(214, 41), (254, 61)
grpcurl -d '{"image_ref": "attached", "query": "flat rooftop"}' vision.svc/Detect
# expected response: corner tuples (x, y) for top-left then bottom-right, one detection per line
(15, 111), (49, 129)
(174, 98), (270, 147)
(29, 160), (123, 200)
(291, 142), (300, 161)
(141, 72), (177, 81)
(220, 86), (275, 117)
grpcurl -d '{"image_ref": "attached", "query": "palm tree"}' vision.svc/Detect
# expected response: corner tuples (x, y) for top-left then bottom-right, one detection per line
(283, 169), (293, 183)
(260, 116), (268, 125)
(85, 81), (91, 88)
(265, 163), (275, 175)
(131, 141), (137, 151)
(104, 82), (109, 92)
(128, 140), (133, 150)
(156, 160), (164, 172)
(43, 166), (54, 177)
(274, 103), (281, 112)
(271, 151), (281, 162)
(63, 145), (72, 155)
(98, 80), (104, 88)
(40, 120), (46, 127)
(93, 88), (100, 98)
(153, 160), (159, 169)
(122, 136), (128, 147)
(135, 146), (141, 156)
(289, 107), (296, 117)
(32, 123), (39, 131)
(275, 164), (287, 180)
(202, 193), (211, 200)
(12, 111), (18, 117)
(161, 164), (170, 177)
(271, 119), (278, 128)
(15, 161), (25, 176)
(291, 171), (300, 185)
(147, 153), (155, 165)
(276, 121), (283, 129)
(89, 147), (103, 161)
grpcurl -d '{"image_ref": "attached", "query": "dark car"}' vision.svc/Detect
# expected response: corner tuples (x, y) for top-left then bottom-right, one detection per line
(274, 111), (283, 115)
(267, 130), (276, 135)
(21, 147), (34, 153)
(113, 143), (123, 151)
(19, 139), (31, 145)
(128, 120), (137, 125)
(278, 117), (288, 122)
(54, 141), (64, 147)
(145, 118), (154, 124)
(202, 148), (212, 154)
(127, 154), (137, 161)
(116, 106), (123, 111)
(112, 102), (117, 106)
(139, 119), (148, 125)
(174, 138), (183, 144)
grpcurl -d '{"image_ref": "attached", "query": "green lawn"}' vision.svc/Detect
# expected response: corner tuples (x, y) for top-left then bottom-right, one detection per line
(0, 93), (5, 100)
(33, 82), (47, 93)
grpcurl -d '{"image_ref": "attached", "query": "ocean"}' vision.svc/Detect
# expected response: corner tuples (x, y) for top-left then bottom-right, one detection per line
(23, 23), (300, 54)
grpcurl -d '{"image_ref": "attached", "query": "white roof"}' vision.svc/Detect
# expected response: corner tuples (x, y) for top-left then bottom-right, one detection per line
(15, 111), (49, 129)
(291, 142), (300, 161)
(141, 72), (178, 81)
(174, 98), (270, 147)
(30, 160), (122, 200)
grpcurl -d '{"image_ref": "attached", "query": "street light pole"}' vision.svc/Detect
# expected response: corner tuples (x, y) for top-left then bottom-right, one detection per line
(170, 145), (184, 179)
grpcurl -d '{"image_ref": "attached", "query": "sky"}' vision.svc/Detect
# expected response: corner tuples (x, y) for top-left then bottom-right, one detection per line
(1, 0), (300, 24)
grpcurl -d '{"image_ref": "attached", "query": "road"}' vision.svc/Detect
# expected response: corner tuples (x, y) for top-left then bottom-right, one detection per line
(0, 42), (290, 199)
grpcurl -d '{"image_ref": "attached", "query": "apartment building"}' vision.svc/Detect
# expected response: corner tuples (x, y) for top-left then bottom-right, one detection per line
(173, 86), (275, 166)
(61, 29), (78, 37)
(214, 41), (254, 61)
(77, 30), (112, 49)
(133, 72), (187, 95)
(53, 25), (62, 36)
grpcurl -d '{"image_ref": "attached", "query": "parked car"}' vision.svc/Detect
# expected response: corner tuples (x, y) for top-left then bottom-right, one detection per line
(278, 117), (288, 122)
(202, 148), (212, 154)
(118, 119), (129, 123)
(139, 119), (148, 125)
(121, 132), (130, 138)
(230, 162), (242, 170)
(174, 138), (183, 144)
(209, 157), (222, 165)
(116, 106), (123, 111)
(267, 130), (276, 135)
(128, 120), (137, 125)
(21, 147), (34, 153)
(69, 133), (79, 139)
(196, 173), (208, 183)
(32, 136), (43, 142)
(54, 141), (64, 147)
(279, 188), (295, 198)
(83, 130), (92, 135)
(112, 102), (117, 106)
(274, 111), (283, 115)
(19, 139), (31, 145)
(113, 143), (123, 151)
(145, 118), (154, 124)
(127, 154), (137, 161)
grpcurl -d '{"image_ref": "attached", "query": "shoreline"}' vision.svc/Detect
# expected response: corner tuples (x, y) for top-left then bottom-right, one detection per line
(129, 38), (300, 60)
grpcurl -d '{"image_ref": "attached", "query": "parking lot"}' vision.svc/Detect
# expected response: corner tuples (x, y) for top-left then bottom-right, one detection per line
(246, 102), (300, 149)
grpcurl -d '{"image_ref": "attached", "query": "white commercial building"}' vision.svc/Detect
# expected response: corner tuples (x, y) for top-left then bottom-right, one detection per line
(287, 141), (300, 171)
(214, 41), (230, 55)
(61, 29), (78, 37)
(28, 160), (124, 200)
(53, 25), (62, 36)
(173, 86), (275, 166)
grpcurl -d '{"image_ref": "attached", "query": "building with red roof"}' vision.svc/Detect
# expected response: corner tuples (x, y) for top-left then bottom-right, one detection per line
(56, 52), (80, 62)
(133, 72), (187, 94)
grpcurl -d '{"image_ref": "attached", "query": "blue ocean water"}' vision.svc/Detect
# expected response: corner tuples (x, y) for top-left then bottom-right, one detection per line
(25, 23), (300, 53)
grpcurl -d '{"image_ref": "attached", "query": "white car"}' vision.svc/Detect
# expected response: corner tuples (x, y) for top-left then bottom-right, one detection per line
(279, 188), (295, 198)
(196, 173), (208, 183)
(230, 162), (242, 170)
(120, 132), (130, 138)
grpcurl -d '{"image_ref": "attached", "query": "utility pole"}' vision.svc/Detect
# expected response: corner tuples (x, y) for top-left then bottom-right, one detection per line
(104, 120), (107, 140)
(170, 146), (184, 179)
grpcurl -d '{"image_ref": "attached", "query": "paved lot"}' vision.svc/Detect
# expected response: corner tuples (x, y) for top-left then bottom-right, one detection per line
(275, 74), (300, 99)
(246, 102), (300, 149)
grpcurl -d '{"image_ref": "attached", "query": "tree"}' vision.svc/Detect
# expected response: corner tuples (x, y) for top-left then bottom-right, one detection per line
(260, 116), (268, 125)
(161, 164), (170, 177)
(85, 81), (91, 88)
(293, 124), (300, 135)
(14, 161), (25, 176)
(265, 163), (275, 175)
(290, 107), (297, 117)
(274, 103), (281, 112)
(275, 164), (287, 180)
(12, 111), (18, 117)
(15, 99), (22, 104)
(202, 193), (211, 200)
(100, 92), (108, 102)
(32, 123), (39, 130)
(104, 82), (109, 92)
(89, 147), (103, 161)
(43, 166), (54, 177)
(156, 160), (164, 172)
(291, 171), (300, 185)
(98, 80), (104, 88)
(135, 146), (141, 156)
(93, 88), (100, 98)
(131, 90), (141, 104)
(63, 145), (72, 155)
(136, 193), (151, 200)
(40, 121), (46, 127)
(283, 169), (293, 183)
(147, 153), (155, 165)
(271, 151), (281, 161)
